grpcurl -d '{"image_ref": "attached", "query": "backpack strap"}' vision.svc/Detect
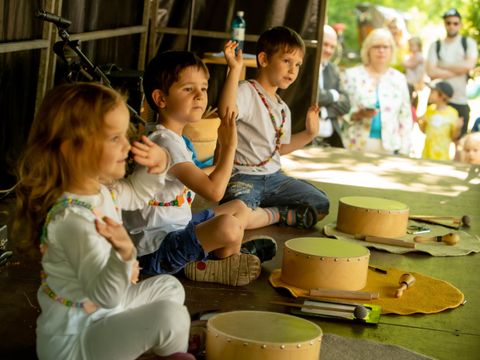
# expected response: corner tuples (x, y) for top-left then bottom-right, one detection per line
(461, 35), (468, 54)
(435, 39), (441, 61)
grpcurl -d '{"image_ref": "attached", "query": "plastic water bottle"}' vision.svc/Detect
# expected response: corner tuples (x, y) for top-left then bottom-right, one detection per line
(231, 11), (246, 51)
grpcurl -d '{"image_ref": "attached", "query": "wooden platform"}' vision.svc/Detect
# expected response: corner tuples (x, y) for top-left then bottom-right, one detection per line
(1, 147), (479, 359)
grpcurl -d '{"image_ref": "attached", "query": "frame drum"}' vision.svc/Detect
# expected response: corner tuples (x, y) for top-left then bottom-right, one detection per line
(281, 237), (369, 291)
(206, 311), (322, 360)
(336, 196), (409, 238)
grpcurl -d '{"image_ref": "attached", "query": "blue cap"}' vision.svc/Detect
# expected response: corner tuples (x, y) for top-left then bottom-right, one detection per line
(443, 8), (461, 19)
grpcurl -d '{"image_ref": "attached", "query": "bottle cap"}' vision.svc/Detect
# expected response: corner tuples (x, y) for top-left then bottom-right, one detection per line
(237, 11), (244, 17)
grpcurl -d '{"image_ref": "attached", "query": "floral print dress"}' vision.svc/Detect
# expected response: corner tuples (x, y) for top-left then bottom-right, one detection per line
(341, 65), (413, 155)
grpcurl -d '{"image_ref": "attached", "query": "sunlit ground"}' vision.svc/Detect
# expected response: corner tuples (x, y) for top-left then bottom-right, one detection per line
(282, 147), (478, 198)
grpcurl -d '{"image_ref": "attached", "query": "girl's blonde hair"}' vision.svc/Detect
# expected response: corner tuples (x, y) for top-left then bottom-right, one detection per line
(14, 82), (124, 248)
(360, 28), (396, 65)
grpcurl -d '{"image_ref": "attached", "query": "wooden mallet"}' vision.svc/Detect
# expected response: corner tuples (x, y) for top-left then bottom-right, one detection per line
(414, 232), (460, 246)
(395, 273), (415, 298)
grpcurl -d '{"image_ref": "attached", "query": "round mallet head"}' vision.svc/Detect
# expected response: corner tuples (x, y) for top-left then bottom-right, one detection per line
(353, 305), (368, 320)
(461, 215), (471, 227)
(442, 233), (460, 246)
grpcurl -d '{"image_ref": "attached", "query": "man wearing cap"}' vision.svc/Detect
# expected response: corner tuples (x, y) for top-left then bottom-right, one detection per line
(419, 81), (463, 160)
(426, 8), (478, 138)
(314, 25), (351, 148)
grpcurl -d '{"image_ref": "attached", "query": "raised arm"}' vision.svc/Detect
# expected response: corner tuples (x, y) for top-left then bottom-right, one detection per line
(218, 41), (243, 118)
(170, 110), (238, 202)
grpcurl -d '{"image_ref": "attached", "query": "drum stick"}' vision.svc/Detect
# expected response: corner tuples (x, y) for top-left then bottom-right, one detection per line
(271, 300), (353, 318)
(355, 235), (416, 248)
(414, 232), (460, 245)
(309, 288), (379, 300)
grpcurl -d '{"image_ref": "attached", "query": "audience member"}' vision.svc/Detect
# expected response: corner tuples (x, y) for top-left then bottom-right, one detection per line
(341, 28), (413, 155)
(426, 8), (478, 138)
(314, 25), (351, 148)
(460, 132), (480, 165)
(418, 81), (462, 160)
(403, 36), (426, 91)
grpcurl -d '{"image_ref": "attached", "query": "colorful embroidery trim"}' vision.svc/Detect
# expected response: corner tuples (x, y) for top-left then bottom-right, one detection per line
(234, 80), (286, 167)
(148, 188), (192, 207)
(40, 193), (115, 311)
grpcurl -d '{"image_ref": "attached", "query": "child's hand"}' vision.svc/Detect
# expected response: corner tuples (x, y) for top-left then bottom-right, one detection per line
(217, 108), (238, 151)
(224, 40), (243, 71)
(130, 260), (140, 284)
(305, 104), (320, 137)
(95, 216), (134, 261)
(131, 136), (169, 174)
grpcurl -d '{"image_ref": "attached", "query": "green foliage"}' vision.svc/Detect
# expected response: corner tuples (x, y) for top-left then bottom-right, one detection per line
(327, 0), (478, 62)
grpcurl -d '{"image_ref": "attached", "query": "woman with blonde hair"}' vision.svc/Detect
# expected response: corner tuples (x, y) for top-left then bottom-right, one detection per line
(341, 28), (413, 155)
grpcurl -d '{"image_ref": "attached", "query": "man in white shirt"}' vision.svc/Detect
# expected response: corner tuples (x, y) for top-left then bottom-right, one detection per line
(426, 8), (478, 138)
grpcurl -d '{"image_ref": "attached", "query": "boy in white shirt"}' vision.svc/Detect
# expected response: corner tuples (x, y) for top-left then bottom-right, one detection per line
(123, 50), (275, 286)
(218, 26), (329, 229)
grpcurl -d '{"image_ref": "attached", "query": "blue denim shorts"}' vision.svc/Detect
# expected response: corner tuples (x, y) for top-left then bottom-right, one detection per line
(138, 209), (214, 275)
(221, 171), (330, 214)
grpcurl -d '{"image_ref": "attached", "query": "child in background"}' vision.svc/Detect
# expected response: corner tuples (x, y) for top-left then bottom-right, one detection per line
(403, 36), (426, 91)
(123, 50), (275, 287)
(419, 81), (463, 161)
(14, 83), (193, 360)
(218, 27), (329, 229)
(460, 132), (480, 164)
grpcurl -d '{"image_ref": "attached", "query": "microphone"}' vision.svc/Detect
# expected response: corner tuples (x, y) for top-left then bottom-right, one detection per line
(35, 9), (71, 28)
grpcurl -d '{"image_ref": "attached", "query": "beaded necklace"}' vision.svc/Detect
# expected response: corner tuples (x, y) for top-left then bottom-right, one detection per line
(234, 80), (286, 167)
(40, 191), (117, 313)
(148, 187), (192, 207)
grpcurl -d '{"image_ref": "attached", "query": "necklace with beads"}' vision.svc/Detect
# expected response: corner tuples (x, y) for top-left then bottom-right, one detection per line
(234, 80), (286, 167)
(39, 191), (118, 313)
(148, 187), (192, 207)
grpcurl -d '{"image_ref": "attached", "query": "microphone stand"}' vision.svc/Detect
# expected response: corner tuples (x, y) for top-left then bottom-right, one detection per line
(54, 25), (146, 126)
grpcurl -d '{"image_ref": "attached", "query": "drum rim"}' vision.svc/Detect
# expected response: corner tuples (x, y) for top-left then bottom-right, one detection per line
(206, 310), (323, 346)
(284, 237), (370, 258)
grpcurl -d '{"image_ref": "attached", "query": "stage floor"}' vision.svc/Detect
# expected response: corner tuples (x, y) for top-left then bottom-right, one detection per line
(1, 147), (479, 359)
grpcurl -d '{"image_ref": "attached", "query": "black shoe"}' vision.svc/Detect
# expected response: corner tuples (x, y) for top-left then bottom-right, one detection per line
(241, 236), (277, 263)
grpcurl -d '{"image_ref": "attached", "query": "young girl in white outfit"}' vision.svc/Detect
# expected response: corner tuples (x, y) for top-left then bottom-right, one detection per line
(14, 83), (194, 360)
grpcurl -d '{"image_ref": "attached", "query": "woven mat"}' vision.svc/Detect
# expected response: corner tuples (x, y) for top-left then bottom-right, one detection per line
(323, 221), (480, 256)
(269, 267), (464, 315)
(320, 333), (434, 360)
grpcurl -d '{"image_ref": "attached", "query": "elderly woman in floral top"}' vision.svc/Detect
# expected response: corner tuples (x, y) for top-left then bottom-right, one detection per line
(341, 28), (413, 155)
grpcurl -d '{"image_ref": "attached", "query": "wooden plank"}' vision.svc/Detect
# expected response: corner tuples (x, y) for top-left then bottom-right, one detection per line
(0, 39), (49, 53)
(68, 26), (147, 42)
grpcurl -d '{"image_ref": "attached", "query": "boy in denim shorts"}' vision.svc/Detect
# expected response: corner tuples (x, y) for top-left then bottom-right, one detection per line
(218, 27), (330, 228)
(123, 49), (275, 286)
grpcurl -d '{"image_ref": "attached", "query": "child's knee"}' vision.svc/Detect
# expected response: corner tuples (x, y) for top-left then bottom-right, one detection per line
(215, 214), (244, 245)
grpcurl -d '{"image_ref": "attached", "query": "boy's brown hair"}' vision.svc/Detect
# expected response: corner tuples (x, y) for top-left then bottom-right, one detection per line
(256, 26), (305, 66)
(143, 51), (209, 112)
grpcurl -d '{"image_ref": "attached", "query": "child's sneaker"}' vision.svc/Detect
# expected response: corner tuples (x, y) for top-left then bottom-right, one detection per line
(279, 204), (318, 229)
(241, 236), (277, 263)
(184, 253), (261, 286)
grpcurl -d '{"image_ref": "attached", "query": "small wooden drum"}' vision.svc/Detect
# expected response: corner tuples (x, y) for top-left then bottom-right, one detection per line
(281, 237), (369, 291)
(336, 196), (409, 238)
(205, 311), (322, 360)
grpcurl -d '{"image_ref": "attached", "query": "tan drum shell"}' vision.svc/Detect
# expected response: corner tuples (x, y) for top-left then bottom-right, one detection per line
(206, 311), (322, 360)
(336, 196), (409, 238)
(281, 237), (369, 291)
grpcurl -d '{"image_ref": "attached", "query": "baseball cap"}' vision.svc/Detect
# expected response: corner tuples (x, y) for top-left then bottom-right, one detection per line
(430, 81), (454, 98)
(442, 8), (461, 19)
